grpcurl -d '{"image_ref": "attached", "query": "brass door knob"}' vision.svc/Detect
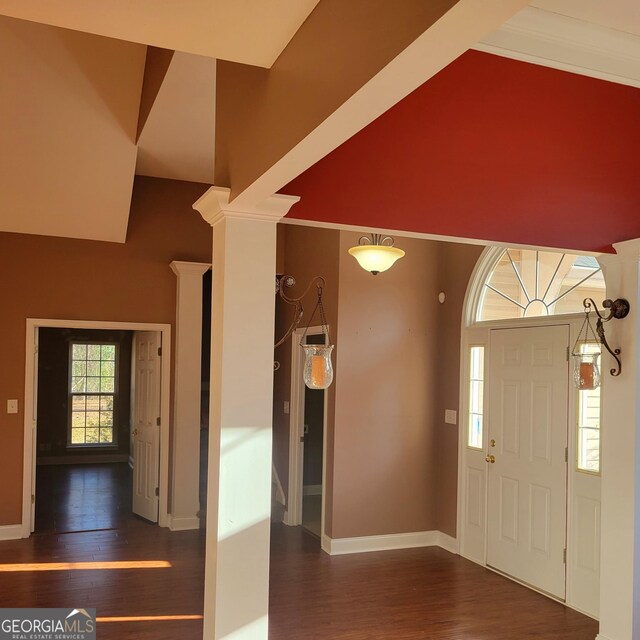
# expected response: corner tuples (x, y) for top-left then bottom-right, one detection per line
(485, 454), (496, 464)
(132, 428), (138, 436)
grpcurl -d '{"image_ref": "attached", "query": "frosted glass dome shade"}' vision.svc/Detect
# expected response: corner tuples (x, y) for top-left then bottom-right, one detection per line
(348, 245), (405, 275)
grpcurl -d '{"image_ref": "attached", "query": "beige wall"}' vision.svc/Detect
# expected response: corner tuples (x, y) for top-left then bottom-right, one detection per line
(0, 176), (211, 525)
(332, 232), (441, 538)
(435, 242), (484, 536)
(272, 224), (340, 532)
(273, 225), (481, 540)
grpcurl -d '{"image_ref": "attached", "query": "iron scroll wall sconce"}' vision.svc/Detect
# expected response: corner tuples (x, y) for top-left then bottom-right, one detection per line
(572, 297), (630, 388)
(274, 274), (334, 389)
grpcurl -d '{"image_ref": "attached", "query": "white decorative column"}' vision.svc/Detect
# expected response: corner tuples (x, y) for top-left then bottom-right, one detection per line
(597, 239), (640, 640)
(193, 186), (299, 640)
(169, 261), (211, 530)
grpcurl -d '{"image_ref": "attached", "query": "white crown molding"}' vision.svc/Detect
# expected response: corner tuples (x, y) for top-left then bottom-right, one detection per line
(193, 186), (300, 227)
(170, 261), (211, 276)
(324, 530), (459, 556)
(474, 6), (640, 88)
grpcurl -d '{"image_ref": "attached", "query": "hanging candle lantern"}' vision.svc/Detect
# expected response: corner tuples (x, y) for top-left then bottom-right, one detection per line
(302, 344), (334, 389)
(300, 280), (334, 390)
(573, 350), (601, 390)
(572, 304), (602, 390)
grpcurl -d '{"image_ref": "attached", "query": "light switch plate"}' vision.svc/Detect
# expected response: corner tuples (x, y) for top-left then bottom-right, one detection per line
(445, 409), (457, 425)
(7, 399), (18, 414)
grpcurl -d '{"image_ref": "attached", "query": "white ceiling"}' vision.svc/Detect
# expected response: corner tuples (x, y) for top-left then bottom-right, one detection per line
(0, 0), (320, 68)
(531, 0), (640, 38)
(136, 52), (216, 185)
(0, 16), (145, 243)
(475, 0), (640, 89)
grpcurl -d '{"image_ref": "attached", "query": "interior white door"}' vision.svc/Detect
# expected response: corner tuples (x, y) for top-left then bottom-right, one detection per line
(487, 325), (569, 599)
(132, 331), (161, 522)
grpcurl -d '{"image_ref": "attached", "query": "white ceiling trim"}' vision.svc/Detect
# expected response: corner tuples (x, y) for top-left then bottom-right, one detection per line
(473, 6), (640, 88)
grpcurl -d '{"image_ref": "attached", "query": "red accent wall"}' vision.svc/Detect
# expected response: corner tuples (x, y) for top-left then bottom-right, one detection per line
(284, 51), (640, 253)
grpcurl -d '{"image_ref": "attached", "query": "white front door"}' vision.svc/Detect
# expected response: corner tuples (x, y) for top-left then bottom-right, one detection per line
(132, 331), (161, 522)
(487, 325), (569, 599)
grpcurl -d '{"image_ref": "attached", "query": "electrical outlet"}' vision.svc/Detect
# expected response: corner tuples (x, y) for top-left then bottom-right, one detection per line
(7, 399), (18, 414)
(444, 409), (457, 425)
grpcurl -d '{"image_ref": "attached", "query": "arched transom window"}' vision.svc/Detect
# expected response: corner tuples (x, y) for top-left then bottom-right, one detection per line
(477, 249), (605, 322)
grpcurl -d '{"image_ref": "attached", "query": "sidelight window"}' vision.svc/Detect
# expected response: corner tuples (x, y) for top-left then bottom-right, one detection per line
(468, 346), (485, 449)
(576, 342), (601, 474)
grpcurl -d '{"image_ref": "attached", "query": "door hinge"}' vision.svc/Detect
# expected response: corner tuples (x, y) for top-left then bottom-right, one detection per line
(157, 346), (162, 357)
(563, 548), (567, 564)
(565, 447), (568, 463)
(155, 487), (159, 497)
(156, 416), (161, 426)
(31, 494), (35, 505)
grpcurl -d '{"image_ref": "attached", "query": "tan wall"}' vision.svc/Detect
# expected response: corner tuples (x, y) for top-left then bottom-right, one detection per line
(272, 224), (340, 532)
(274, 226), (482, 540)
(435, 242), (484, 537)
(0, 176), (210, 525)
(331, 232), (441, 538)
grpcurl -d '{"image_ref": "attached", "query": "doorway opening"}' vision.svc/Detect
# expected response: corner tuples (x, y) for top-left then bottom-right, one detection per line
(23, 319), (171, 537)
(35, 328), (133, 534)
(458, 246), (605, 618)
(286, 327), (328, 542)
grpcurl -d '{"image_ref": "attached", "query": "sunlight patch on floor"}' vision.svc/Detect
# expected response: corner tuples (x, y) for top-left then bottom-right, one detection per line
(0, 560), (172, 572)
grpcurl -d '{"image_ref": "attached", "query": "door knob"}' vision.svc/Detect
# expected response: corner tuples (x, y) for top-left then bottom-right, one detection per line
(132, 428), (138, 436)
(485, 454), (496, 464)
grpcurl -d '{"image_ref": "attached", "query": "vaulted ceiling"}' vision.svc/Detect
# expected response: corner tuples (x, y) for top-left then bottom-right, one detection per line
(1, 0), (640, 248)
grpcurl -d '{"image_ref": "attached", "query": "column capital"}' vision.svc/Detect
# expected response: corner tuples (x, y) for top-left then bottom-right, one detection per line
(193, 186), (300, 227)
(170, 261), (211, 277)
(613, 238), (640, 261)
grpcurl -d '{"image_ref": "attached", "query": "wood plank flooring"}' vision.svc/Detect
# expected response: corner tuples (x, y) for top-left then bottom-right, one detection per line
(0, 464), (599, 639)
(269, 526), (599, 640)
(35, 463), (133, 533)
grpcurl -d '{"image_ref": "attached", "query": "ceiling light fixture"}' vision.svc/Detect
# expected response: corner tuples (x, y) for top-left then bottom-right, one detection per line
(348, 234), (405, 275)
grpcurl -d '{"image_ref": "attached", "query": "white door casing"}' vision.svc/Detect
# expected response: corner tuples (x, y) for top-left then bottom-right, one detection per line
(132, 331), (162, 522)
(486, 325), (569, 599)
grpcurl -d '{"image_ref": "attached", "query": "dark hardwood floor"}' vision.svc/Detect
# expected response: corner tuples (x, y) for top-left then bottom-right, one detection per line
(2, 463), (599, 639)
(269, 526), (599, 640)
(35, 463), (134, 534)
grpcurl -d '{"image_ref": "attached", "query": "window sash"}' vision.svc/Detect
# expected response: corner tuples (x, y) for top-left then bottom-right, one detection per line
(68, 342), (118, 447)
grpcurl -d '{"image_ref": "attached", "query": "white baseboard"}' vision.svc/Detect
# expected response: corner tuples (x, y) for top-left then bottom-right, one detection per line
(283, 510), (297, 527)
(0, 524), (24, 541)
(324, 530), (459, 556)
(168, 515), (200, 531)
(595, 635), (613, 640)
(303, 484), (322, 496)
(321, 533), (332, 554)
(436, 532), (459, 554)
